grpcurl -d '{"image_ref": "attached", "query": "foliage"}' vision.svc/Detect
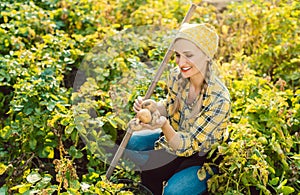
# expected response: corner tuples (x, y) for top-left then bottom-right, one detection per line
(0, 0), (299, 194)
(202, 56), (299, 194)
(217, 0), (300, 90)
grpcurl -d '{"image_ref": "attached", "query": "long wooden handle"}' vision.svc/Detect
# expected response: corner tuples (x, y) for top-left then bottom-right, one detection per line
(105, 3), (197, 180)
(144, 3), (197, 99)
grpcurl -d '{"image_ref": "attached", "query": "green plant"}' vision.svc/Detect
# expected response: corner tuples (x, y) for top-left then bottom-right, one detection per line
(0, 0), (299, 194)
(217, 0), (300, 90)
(202, 57), (299, 194)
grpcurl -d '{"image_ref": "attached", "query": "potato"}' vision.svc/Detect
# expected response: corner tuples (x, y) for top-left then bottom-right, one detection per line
(136, 109), (152, 123)
(141, 99), (157, 113)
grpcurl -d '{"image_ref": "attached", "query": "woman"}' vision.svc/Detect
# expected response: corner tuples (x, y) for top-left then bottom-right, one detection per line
(126, 23), (231, 195)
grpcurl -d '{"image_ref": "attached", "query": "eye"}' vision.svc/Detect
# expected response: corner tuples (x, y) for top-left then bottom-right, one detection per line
(185, 54), (194, 58)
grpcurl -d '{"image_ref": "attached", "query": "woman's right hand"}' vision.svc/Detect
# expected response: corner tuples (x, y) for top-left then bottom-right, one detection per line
(133, 96), (143, 113)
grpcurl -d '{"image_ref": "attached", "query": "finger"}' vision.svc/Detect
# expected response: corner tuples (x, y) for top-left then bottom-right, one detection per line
(133, 100), (141, 112)
(140, 123), (153, 130)
(134, 98), (141, 106)
(133, 105), (139, 113)
(137, 96), (143, 104)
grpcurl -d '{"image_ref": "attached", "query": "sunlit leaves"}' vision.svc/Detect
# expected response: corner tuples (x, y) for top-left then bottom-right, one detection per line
(0, 0), (299, 194)
(218, 0), (300, 90)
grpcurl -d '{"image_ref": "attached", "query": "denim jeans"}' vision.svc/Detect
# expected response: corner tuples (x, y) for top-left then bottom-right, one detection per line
(125, 129), (211, 195)
(162, 165), (210, 195)
(125, 129), (162, 167)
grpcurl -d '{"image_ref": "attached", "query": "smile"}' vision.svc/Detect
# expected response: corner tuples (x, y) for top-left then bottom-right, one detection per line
(181, 67), (192, 72)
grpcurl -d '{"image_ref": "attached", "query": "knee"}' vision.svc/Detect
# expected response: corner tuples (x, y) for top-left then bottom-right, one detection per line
(126, 131), (160, 151)
(126, 135), (139, 150)
(127, 134), (148, 151)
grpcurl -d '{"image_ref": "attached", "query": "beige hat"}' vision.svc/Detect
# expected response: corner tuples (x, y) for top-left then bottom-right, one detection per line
(175, 23), (219, 59)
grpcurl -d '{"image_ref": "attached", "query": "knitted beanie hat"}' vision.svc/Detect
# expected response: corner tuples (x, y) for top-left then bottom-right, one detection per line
(175, 23), (219, 59)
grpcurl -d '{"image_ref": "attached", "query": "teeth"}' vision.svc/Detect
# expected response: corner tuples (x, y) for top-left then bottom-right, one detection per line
(182, 67), (191, 71)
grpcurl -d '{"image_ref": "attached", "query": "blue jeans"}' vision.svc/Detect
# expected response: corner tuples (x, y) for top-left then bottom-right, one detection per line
(125, 130), (162, 167)
(125, 130), (211, 195)
(163, 165), (210, 195)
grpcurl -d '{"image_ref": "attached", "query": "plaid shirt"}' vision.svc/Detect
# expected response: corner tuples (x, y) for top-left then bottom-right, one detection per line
(155, 67), (231, 157)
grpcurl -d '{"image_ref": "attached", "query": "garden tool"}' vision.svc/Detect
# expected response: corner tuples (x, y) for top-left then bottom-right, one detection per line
(106, 3), (198, 180)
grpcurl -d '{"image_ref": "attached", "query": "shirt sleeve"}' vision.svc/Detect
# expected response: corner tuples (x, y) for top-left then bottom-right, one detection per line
(172, 97), (231, 157)
(164, 68), (180, 127)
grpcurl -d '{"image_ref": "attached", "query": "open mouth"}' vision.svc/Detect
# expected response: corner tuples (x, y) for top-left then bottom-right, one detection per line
(181, 67), (192, 72)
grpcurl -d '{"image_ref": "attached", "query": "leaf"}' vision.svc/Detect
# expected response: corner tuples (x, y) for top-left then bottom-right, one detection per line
(0, 186), (8, 194)
(229, 164), (237, 172)
(65, 124), (75, 135)
(280, 186), (295, 195)
(291, 154), (300, 160)
(29, 138), (37, 150)
(69, 146), (83, 159)
(34, 174), (52, 189)
(113, 116), (127, 128)
(269, 177), (279, 185)
(60, 118), (70, 126)
(26, 172), (42, 184)
(39, 146), (54, 159)
(3, 16), (8, 23)
(0, 163), (7, 175)
(277, 179), (288, 190)
(108, 119), (117, 129)
(50, 94), (59, 101)
(13, 105), (24, 112)
(80, 182), (91, 192)
(24, 107), (33, 115)
(241, 174), (249, 185)
(0, 126), (11, 139)
(47, 147), (54, 159)
(197, 167), (207, 181)
(10, 184), (31, 193)
(267, 166), (275, 174)
(46, 101), (56, 111)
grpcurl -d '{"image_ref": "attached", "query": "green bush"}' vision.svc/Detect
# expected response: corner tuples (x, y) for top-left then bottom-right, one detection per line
(202, 56), (299, 194)
(217, 0), (300, 90)
(0, 0), (299, 194)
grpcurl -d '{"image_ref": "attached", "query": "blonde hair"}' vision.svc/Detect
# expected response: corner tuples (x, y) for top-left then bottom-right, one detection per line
(170, 23), (219, 119)
(170, 61), (212, 119)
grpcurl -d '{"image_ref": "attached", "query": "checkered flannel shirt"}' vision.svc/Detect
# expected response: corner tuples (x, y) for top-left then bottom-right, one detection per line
(155, 67), (231, 157)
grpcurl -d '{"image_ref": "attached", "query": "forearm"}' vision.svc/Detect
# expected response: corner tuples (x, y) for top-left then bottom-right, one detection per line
(161, 120), (180, 150)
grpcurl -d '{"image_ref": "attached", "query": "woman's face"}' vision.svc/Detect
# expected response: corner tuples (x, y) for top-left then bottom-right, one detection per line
(173, 39), (209, 79)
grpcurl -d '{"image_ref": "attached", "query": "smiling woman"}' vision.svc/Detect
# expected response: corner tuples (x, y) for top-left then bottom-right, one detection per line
(125, 23), (231, 195)
(174, 39), (209, 80)
(173, 39), (209, 105)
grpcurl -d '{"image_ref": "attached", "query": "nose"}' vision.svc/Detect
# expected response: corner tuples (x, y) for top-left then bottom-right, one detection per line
(177, 55), (187, 66)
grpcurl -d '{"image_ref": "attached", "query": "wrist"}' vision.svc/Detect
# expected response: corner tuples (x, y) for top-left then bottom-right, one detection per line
(161, 118), (169, 130)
